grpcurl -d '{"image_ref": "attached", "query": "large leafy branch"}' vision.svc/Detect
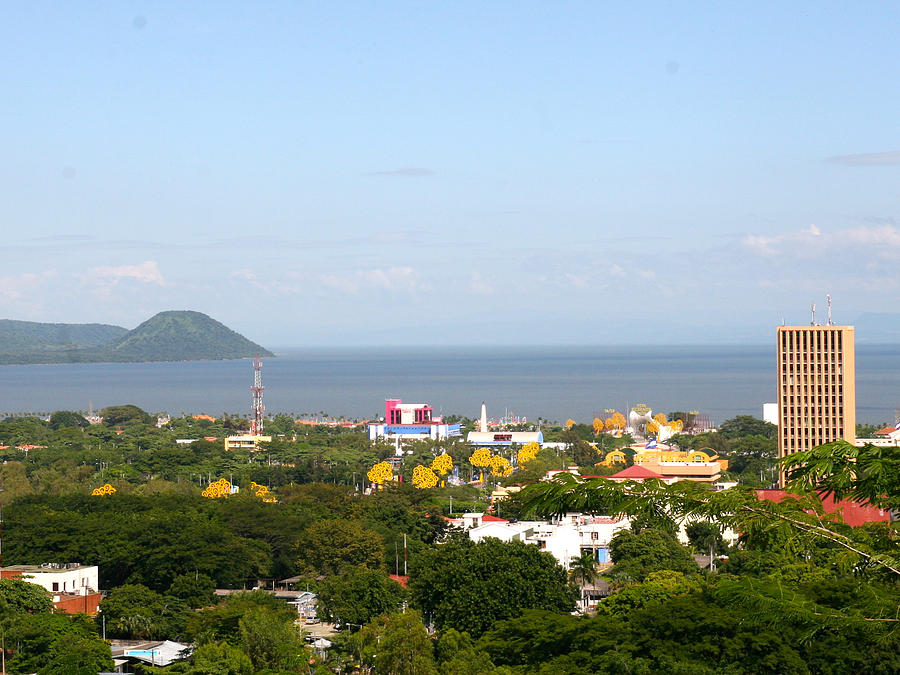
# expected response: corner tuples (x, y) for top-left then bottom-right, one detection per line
(521, 457), (900, 578)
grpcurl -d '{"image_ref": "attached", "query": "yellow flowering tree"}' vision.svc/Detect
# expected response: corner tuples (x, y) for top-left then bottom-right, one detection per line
(91, 483), (116, 496)
(430, 453), (453, 476)
(565, 418), (577, 430)
(469, 447), (493, 468)
(249, 481), (277, 503)
(517, 442), (540, 465)
(367, 461), (393, 486)
(490, 455), (512, 478)
(413, 464), (439, 489)
(202, 478), (232, 499)
(469, 447), (493, 482)
(592, 417), (605, 435)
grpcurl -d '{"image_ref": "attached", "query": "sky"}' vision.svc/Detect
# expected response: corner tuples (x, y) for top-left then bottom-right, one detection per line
(2, 2), (899, 346)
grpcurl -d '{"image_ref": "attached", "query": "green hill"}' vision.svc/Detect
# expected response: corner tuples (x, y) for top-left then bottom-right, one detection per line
(102, 311), (273, 362)
(0, 311), (272, 364)
(0, 320), (128, 359)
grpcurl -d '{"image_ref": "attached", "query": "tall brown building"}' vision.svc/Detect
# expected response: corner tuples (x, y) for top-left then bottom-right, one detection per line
(776, 325), (856, 482)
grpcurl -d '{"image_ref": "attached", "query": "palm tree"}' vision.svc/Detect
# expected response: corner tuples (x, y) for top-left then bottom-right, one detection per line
(569, 550), (600, 611)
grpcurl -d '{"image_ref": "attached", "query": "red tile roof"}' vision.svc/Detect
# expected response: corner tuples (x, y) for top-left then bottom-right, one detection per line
(756, 490), (891, 527)
(608, 465), (664, 480)
(481, 515), (509, 522)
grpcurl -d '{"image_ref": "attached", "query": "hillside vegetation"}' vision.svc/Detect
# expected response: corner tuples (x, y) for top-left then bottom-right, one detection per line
(0, 311), (272, 364)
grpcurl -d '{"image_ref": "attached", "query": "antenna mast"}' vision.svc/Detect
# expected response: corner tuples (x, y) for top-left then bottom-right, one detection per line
(810, 302), (817, 326)
(826, 294), (833, 325)
(250, 355), (264, 435)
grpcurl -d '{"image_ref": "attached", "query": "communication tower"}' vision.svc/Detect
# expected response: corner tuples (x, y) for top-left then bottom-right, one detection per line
(250, 355), (265, 435)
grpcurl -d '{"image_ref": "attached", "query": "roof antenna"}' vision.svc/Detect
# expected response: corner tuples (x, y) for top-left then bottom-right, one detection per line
(826, 294), (833, 325)
(810, 302), (817, 326)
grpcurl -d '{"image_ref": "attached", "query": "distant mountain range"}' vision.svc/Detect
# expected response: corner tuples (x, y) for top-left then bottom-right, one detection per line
(0, 311), (273, 364)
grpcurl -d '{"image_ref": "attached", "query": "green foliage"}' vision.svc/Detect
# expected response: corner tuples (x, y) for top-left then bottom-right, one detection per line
(316, 566), (404, 627)
(6, 494), (273, 590)
(434, 629), (495, 675)
(718, 415), (777, 440)
(36, 633), (116, 675)
(48, 410), (89, 429)
(186, 591), (294, 644)
(479, 578), (900, 674)
(98, 583), (189, 639)
(781, 440), (900, 510)
(356, 611), (437, 675)
(101, 404), (153, 426)
(238, 606), (308, 672)
(597, 570), (699, 616)
(163, 641), (254, 675)
(608, 528), (698, 582)
(409, 537), (577, 637)
(168, 573), (217, 608)
(5, 614), (108, 675)
(296, 519), (385, 576)
(0, 576), (55, 614)
(685, 521), (725, 555)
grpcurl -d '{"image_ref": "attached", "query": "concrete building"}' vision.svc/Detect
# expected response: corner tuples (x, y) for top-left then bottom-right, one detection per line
(368, 399), (462, 453)
(776, 324), (856, 482)
(224, 434), (272, 451)
(466, 402), (543, 447)
(630, 444), (727, 483)
(1, 563), (101, 615)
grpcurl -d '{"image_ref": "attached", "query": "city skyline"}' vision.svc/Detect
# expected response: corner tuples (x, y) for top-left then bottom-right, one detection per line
(3, 3), (899, 346)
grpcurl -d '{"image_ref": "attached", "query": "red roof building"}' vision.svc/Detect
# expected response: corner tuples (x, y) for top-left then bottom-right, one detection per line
(756, 490), (891, 527)
(607, 465), (674, 483)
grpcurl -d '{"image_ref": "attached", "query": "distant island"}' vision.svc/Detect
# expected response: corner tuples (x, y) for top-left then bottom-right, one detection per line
(0, 310), (273, 365)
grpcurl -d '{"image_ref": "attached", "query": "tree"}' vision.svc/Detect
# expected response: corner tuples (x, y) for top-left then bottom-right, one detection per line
(317, 566), (404, 627)
(434, 628), (495, 675)
(171, 641), (253, 675)
(185, 591), (294, 644)
(568, 550), (599, 610)
(36, 634), (115, 675)
(98, 584), (188, 639)
(100, 404), (153, 427)
(48, 410), (89, 430)
(781, 439), (900, 511)
(4, 613), (103, 675)
(167, 573), (217, 609)
(239, 607), (308, 672)
(409, 537), (577, 637)
(0, 577), (54, 614)
(608, 528), (698, 582)
(685, 521), (725, 559)
(357, 611), (437, 675)
(718, 415), (777, 440)
(296, 519), (385, 576)
(597, 570), (698, 617)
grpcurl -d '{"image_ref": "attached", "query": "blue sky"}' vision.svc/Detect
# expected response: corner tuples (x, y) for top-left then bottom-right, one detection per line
(2, 2), (898, 346)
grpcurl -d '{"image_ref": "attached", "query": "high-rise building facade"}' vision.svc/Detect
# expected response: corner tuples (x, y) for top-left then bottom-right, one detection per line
(776, 325), (856, 476)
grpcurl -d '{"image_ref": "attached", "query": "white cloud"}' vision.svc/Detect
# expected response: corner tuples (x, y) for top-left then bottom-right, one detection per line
(86, 260), (166, 285)
(741, 225), (900, 259)
(469, 272), (494, 295)
(827, 151), (900, 166)
(0, 271), (56, 302)
(319, 267), (429, 294)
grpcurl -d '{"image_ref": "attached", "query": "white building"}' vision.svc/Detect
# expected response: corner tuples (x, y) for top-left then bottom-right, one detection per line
(2, 563), (98, 596)
(461, 510), (739, 570)
(464, 513), (631, 568)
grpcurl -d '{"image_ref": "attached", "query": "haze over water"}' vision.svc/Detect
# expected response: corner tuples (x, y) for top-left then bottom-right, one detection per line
(2, 345), (898, 425)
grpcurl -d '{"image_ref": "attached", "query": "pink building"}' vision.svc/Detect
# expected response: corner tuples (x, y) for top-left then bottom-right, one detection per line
(384, 399), (438, 425)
